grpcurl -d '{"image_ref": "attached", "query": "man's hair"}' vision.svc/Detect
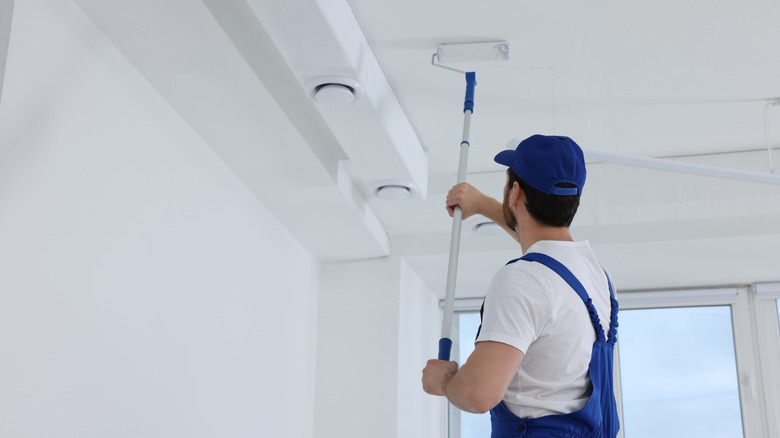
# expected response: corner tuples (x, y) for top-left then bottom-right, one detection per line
(507, 168), (580, 227)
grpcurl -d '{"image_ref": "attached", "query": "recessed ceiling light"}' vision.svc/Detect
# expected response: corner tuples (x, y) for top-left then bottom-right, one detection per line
(305, 76), (364, 107)
(314, 84), (355, 106)
(376, 185), (411, 201)
(471, 220), (504, 236)
(371, 180), (417, 201)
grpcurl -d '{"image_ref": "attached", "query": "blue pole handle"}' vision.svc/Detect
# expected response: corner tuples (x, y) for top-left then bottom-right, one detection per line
(438, 337), (453, 361)
(463, 72), (476, 113)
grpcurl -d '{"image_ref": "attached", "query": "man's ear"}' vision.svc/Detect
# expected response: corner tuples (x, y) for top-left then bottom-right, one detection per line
(509, 181), (524, 207)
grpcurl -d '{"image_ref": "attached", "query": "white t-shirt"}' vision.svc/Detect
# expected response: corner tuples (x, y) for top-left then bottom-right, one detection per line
(475, 240), (615, 419)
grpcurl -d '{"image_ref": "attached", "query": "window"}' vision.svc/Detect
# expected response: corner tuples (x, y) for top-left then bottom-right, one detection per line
(617, 306), (743, 438)
(445, 285), (780, 438)
(449, 311), (490, 438)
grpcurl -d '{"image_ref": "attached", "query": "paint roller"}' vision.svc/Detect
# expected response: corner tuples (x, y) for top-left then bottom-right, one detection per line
(432, 42), (510, 361)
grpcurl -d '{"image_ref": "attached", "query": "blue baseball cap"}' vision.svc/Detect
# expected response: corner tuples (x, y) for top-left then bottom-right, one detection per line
(494, 135), (586, 196)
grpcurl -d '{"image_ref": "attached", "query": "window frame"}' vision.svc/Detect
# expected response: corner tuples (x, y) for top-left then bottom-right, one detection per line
(751, 283), (780, 437)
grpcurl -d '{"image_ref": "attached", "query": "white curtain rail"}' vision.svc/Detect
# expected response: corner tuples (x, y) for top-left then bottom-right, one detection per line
(584, 149), (780, 186)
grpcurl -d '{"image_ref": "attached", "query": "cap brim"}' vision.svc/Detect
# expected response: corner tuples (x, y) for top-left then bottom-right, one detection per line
(494, 149), (514, 167)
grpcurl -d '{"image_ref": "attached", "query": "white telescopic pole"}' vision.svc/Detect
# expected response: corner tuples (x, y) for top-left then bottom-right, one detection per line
(438, 72), (476, 361)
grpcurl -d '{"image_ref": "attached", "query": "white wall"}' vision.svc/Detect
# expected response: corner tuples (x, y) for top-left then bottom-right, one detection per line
(316, 257), (401, 438)
(397, 259), (446, 438)
(315, 256), (443, 438)
(0, 1), (318, 436)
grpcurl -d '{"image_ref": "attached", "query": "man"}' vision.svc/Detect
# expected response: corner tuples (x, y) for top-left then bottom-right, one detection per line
(422, 135), (619, 437)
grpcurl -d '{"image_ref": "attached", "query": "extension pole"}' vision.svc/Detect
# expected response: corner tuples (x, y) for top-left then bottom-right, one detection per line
(438, 72), (476, 361)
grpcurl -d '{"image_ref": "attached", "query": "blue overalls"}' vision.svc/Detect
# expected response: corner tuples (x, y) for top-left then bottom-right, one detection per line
(486, 253), (620, 438)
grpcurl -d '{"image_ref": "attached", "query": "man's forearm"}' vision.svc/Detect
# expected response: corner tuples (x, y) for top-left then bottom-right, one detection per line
(438, 341), (523, 414)
(444, 365), (503, 414)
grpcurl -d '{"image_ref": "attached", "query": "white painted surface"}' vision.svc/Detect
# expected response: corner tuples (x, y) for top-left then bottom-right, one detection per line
(314, 257), (444, 438)
(0, 1), (318, 436)
(72, 0), (392, 262)
(397, 259), (444, 438)
(3, 0), (780, 437)
(316, 258), (401, 438)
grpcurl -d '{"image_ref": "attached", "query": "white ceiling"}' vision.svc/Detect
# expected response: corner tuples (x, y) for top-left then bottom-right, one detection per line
(6, 0), (780, 296)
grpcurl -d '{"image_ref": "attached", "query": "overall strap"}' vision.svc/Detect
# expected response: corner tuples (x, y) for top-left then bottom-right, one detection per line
(520, 252), (616, 343)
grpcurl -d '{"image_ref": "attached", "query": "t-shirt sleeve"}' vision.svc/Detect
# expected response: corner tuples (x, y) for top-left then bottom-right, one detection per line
(475, 265), (551, 354)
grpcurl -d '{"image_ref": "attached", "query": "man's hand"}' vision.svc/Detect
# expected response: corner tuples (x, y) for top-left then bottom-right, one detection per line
(446, 182), (519, 243)
(446, 182), (491, 219)
(421, 359), (459, 396)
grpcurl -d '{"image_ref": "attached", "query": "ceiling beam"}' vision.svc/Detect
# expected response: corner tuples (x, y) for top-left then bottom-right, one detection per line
(237, 0), (428, 198)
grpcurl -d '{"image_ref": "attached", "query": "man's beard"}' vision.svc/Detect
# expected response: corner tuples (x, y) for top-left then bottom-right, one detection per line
(502, 189), (517, 231)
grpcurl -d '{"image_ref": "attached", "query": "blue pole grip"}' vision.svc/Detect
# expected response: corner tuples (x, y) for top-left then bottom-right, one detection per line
(438, 337), (453, 361)
(463, 72), (476, 113)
